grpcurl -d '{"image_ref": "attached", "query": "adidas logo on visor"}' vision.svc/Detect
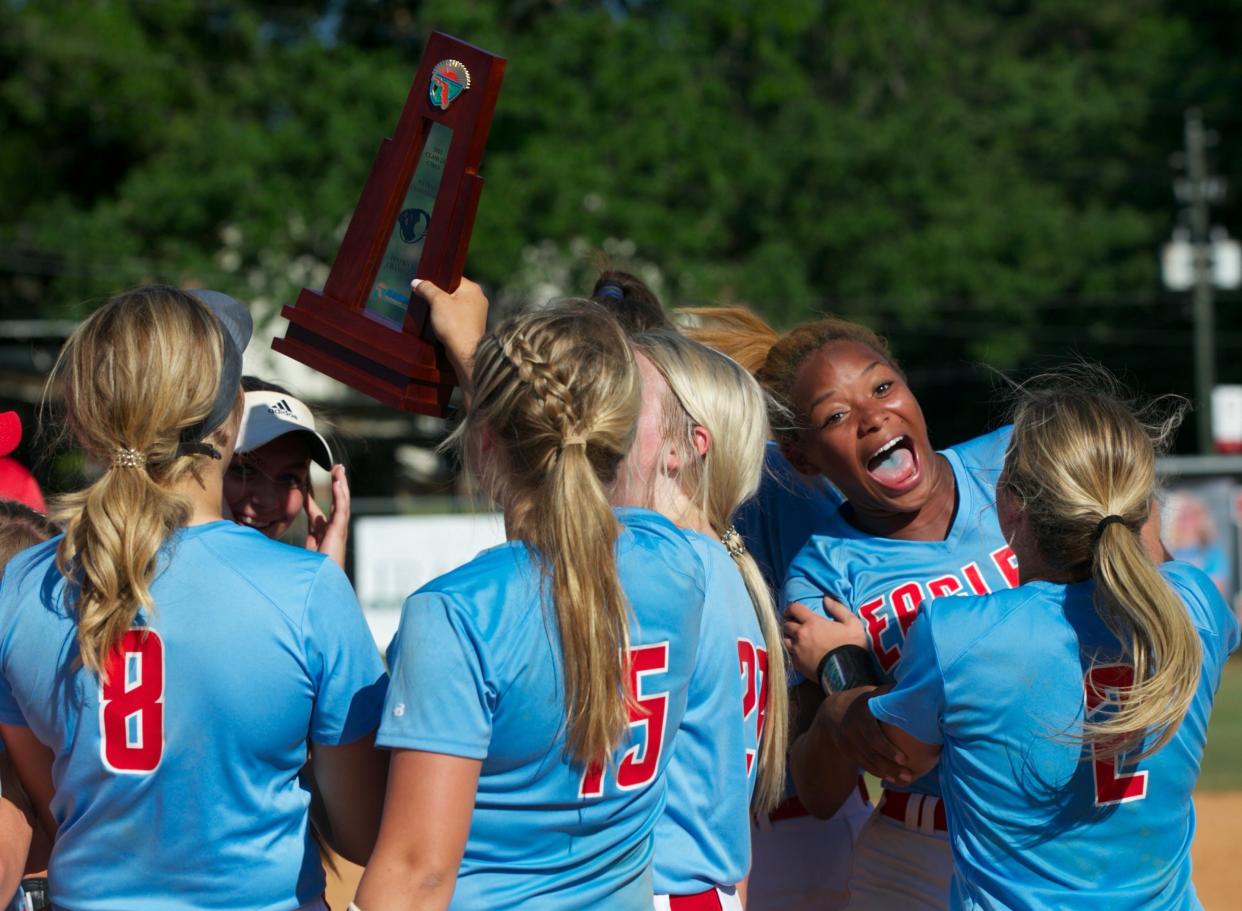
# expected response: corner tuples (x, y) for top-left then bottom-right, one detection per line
(267, 399), (297, 419)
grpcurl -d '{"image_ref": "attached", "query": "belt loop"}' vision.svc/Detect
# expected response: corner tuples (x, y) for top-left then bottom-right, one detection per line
(904, 793), (923, 830)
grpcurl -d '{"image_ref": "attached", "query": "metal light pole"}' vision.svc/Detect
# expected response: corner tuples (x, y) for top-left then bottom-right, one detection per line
(1164, 110), (1239, 453)
(1186, 111), (1216, 454)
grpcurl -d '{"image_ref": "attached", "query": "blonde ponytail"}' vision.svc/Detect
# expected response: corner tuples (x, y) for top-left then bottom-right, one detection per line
(632, 331), (789, 813)
(1002, 367), (1197, 759)
(47, 286), (235, 677)
(460, 304), (641, 765)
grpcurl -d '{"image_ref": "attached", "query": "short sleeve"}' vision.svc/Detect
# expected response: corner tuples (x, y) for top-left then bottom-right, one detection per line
(377, 591), (494, 759)
(868, 610), (945, 745)
(782, 541), (846, 616)
(302, 560), (389, 746)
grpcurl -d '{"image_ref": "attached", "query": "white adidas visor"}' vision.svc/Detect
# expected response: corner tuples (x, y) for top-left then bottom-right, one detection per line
(235, 391), (333, 470)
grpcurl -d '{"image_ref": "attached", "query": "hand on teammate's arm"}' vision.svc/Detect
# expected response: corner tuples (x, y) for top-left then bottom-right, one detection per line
(305, 464), (351, 570)
(817, 687), (914, 785)
(309, 732), (389, 865)
(354, 749), (481, 911)
(781, 597), (864, 680)
(414, 277), (490, 409)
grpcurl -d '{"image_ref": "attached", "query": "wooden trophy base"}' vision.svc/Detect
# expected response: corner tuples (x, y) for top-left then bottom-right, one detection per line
(273, 288), (456, 414)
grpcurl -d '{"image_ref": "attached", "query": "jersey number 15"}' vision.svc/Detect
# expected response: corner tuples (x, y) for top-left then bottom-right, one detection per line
(580, 643), (670, 797)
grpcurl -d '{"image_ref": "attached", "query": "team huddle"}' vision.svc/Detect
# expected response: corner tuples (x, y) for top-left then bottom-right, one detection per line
(0, 268), (1235, 911)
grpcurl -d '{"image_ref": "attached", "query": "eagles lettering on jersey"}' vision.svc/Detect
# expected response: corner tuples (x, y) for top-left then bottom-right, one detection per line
(858, 544), (1019, 673)
(785, 426), (1016, 681)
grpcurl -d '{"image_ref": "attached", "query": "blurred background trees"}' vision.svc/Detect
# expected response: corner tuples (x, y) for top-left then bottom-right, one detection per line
(2, 0), (1241, 474)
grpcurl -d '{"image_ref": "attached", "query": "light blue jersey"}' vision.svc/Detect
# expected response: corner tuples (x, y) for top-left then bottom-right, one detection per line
(655, 532), (766, 894)
(783, 426), (1016, 798)
(0, 522), (388, 911)
(870, 561), (1240, 910)
(735, 442), (842, 597)
(378, 507), (706, 910)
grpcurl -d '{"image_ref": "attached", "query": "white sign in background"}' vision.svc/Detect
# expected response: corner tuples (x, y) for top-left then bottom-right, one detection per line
(353, 513), (506, 650)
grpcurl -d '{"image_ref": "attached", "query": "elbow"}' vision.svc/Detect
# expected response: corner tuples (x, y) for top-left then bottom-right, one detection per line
(357, 848), (459, 910)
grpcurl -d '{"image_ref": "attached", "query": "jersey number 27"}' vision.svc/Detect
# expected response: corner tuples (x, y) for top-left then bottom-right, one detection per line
(100, 629), (165, 775)
(738, 639), (768, 776)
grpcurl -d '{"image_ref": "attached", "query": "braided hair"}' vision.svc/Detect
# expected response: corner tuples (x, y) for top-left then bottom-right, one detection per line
(458, 303), (642, 766)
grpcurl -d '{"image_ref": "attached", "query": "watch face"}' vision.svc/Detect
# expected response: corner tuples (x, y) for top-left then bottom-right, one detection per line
(827, 655), (849, 693)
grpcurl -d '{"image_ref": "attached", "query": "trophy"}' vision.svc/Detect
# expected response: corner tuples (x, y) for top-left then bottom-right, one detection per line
(273, 32), (506, 416)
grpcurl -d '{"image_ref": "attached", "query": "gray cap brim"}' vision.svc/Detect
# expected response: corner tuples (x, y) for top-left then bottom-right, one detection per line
(184, 289), (254, 448)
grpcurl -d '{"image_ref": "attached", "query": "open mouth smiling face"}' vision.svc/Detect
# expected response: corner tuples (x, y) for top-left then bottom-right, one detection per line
(789, 340), (936, 515)
(223, 435), (311, 540)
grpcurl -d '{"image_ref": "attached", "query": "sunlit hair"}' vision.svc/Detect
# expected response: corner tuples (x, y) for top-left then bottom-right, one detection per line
(677, 305), (780, 375)
(1000, 366), (1195, 759)
(457, 302), (642, 766)
(46, 285), (240, 678)
(677, 308), (897, 431)
(0, 500), (57, 573)
(629, 331), (790, 812)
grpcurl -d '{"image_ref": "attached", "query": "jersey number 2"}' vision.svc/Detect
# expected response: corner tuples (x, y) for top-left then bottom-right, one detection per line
(1084, 664), (1148, 806)
(579, 643), (670, 798)
(100, 629), (165, 774)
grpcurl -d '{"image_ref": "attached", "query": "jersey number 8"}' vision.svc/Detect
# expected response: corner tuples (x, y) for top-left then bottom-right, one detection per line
(100, 629), (166, 775)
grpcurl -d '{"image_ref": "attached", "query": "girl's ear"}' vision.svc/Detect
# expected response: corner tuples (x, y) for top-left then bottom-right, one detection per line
(689, 424), (711, 459)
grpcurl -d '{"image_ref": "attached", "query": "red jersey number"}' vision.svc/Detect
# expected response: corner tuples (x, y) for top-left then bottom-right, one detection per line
(100, 629), (165, 774)
(738, 639), (769, 775)
(1084, 664), (1149, 806)
(580, 642), (670, 798)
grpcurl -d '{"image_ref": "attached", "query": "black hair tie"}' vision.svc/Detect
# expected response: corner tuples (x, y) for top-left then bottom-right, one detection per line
(1095, 514), (1129, 539)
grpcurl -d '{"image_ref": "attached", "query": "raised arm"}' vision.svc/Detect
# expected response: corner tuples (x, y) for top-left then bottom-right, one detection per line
(413, 277), (490, 409)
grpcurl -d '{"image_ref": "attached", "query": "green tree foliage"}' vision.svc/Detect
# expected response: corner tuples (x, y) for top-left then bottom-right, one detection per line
(2, 0), (1239, 446)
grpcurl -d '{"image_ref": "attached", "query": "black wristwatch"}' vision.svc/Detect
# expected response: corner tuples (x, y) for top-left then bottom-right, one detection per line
(816, 644), (879, 695)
